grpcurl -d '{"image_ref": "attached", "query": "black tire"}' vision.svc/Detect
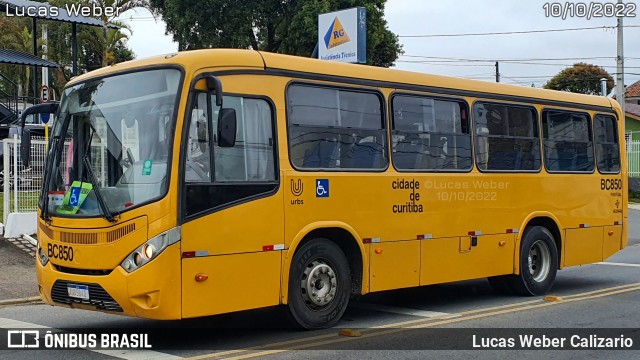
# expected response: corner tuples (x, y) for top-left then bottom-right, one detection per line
(506, 226), (558, 296)
(288, 239), (351, 329)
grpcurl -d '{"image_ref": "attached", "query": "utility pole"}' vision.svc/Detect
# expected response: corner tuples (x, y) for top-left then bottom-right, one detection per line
(495, 61), (500, 83)
(616, 0), (625, 116)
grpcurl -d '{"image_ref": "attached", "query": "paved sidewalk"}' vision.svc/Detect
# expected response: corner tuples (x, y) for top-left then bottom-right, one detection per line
(629, 203), (640, 211)
(0, 238), (38, 301)
(5, 236), (36, 258)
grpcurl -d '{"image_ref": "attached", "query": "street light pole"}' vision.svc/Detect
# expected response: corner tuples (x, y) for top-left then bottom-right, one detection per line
(616, 0), (625, 116)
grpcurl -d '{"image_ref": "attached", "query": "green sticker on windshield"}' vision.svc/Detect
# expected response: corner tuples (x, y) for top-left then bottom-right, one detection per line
(57, 181), (93, 214)
(142, 160), (152, 175)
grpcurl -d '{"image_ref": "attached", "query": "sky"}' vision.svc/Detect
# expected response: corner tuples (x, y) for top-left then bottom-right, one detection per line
(116, 0), (640, 90)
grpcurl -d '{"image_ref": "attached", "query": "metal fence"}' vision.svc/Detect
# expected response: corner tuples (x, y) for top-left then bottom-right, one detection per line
(628, 131), (640, 178)
(2, 136), (47, 224)
(2, 136), (110, 224)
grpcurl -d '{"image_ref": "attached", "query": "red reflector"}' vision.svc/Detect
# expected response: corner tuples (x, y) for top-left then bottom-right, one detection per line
(468, 231), (475, 236)
(362, 238), (372, 244)
(417, 235), (425, 240)
(263, 245), (274, 251)
(182, 251), (195, 258)
(506, 229), (513, 234)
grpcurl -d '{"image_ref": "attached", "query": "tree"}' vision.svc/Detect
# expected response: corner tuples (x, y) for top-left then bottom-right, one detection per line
(90, 0), (148, 66)
(148, 0), (403, 67)
(544, 63), (614, 95)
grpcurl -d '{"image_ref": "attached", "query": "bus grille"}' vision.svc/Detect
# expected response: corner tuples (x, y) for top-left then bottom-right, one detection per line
(51, 280), (123, 312)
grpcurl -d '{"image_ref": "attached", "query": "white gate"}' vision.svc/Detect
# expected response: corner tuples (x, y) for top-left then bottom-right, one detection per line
(2, 136), (47, 224)
(628, 134), (640, 178)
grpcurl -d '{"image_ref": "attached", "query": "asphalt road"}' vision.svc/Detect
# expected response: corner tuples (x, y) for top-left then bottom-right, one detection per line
(0, 210), (638, 360)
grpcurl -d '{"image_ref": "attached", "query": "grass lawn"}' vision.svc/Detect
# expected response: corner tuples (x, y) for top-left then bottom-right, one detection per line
(0, 191), (40, 220)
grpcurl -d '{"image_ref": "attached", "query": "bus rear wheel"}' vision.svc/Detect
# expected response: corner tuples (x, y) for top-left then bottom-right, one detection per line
(288, 239), (351, 329)
(506, 226), (558, 296)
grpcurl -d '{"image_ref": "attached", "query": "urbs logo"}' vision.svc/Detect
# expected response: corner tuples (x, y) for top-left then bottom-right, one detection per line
(324, 17), (351, 49)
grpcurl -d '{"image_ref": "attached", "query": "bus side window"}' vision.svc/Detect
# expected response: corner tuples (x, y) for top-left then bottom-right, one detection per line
(474, 103), (540, 172)
(287, 84), (387, 170)
(185, 92), (211, 182)
(392, 95), (471, 171)
(212, 96), (275, 182)
(594, 114), (620, 173)
(542, 110), (594, 173)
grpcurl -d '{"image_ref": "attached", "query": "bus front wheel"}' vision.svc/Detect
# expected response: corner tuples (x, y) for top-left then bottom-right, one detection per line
(507, 226), (558, 296)
(288, 239), (351, 329)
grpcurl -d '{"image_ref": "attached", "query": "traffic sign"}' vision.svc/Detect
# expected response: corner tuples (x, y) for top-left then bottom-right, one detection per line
(40, 85), (49, 103)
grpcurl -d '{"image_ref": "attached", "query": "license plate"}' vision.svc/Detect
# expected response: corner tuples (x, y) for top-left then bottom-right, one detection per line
(67, 284), (89, 300)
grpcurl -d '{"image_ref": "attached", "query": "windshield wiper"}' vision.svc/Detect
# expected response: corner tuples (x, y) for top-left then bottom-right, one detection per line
(82, 129), (117, 222)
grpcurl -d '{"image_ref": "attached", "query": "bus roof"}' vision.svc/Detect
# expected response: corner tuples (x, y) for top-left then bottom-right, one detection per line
(68, 49), (616, 111)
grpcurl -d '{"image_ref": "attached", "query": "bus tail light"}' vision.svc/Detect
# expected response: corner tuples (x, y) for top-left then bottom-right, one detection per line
(121, 226), (181, 273)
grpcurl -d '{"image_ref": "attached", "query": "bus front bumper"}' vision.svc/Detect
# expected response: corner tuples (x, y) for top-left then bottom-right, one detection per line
(36, 242), (182, 320)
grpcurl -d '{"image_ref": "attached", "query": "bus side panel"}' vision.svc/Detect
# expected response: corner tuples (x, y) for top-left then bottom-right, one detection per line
(369, 240), (420, 292)
(421, 234), (515, 285)
(603, 225), (623, 260)
(563, 227), (604, 267)
(181, 251), (281, 318)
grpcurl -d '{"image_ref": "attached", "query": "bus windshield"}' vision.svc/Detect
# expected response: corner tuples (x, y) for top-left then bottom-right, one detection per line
(41, 68), (182, 219)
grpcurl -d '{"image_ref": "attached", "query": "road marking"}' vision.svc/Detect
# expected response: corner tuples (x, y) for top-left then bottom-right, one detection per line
(93, 350), (182, 360)
(597, 262), (640, 268)
(0, 317), (182, 360)
(349, 302), (455, 318)
(189, 282), (640, 360)
(0, 317), (49, 329)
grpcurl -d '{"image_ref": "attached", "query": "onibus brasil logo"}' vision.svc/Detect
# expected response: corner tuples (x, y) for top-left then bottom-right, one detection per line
(324, 17), (351, 49)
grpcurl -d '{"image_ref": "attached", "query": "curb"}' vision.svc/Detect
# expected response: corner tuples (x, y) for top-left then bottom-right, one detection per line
(23, 234), (37, 246)
(630, 203), (640, 211)
(0, 296), (41, 306)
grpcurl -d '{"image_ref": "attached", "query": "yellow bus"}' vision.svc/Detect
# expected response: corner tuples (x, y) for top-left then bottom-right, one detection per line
(25, 49), (627, 329)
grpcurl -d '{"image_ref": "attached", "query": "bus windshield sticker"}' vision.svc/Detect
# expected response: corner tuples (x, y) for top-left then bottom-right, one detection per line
(57, 181), (93, 214)
(142, 160), (152, 176)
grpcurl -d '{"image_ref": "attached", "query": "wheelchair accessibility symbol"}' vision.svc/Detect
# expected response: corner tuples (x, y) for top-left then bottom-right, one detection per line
(316, 179), (329, 198)
(69, 187), (82, 207)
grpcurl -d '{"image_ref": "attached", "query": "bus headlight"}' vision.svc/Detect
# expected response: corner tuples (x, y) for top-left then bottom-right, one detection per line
(121, 226), (181, 273)
(38, 245), (49, 266)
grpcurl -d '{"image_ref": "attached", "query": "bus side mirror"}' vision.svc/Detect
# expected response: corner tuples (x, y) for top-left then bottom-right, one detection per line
(193, 75), (224, 107)
(20, 128), (31, 167)
(217, 108), (236, 148)
(20, 102), (59, 128)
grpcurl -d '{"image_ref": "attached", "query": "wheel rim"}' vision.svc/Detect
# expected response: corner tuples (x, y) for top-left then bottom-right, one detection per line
(527, 240), (551, 282)
(301, 260), (338, 309)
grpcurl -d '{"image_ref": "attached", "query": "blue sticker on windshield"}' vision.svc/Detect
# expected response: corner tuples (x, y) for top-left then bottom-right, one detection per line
(69, 187), (82, 207)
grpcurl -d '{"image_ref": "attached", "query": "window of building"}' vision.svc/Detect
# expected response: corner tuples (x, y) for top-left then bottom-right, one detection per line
(287, 84), (387, 170)
(542, 110), (594, 172)
(474, 102), (541, 171)
(594, 114), (620, 173)
(391, 95), (472, 171)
